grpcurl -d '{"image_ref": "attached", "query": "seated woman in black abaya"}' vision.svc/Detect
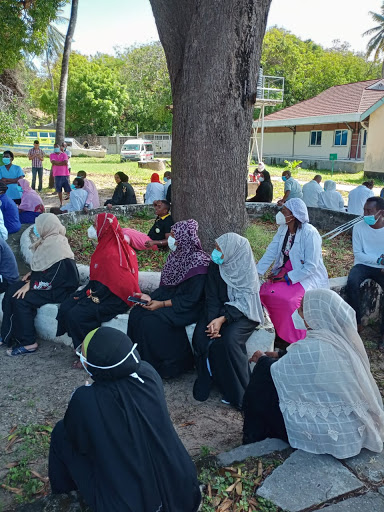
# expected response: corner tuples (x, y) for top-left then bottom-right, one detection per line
(128, 219), (210, 378)
(49, 327), (201, 512)
(247, 169), (273, 203)
(192, 233), (264, 409)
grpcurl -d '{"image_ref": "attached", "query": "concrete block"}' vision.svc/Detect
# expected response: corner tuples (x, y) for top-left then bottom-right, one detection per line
(101, 314), (128, 334)
(257, 450), (363, 512)
(344, 448), (384, 483)
(321, 492), (384, 511)
(217, 438), (289, 466)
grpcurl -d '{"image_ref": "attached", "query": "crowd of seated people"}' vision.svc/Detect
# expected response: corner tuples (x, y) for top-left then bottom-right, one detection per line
(1, 155), (384, 510)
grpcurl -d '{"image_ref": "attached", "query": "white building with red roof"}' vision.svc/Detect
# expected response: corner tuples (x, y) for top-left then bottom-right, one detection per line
(254, 79), (384, 176)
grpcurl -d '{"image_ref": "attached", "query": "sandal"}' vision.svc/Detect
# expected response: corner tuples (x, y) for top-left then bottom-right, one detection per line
(7, 346), (37, 356)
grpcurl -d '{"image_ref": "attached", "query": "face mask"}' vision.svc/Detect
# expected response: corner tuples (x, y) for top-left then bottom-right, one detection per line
(167, 235), (177, 251)
(76, 343), (141, 380)
(33, 225), (40, 238)
(292, 309), (307, 331)
(71, 184), (76, 190)
(363, 214), (378, 226)
(282, 176), (288, 182)
(276, 211), (286, 225)
(2, 157), (11, 165)
(211, 248), (224, 265)
(87, 225), (97, 240)
(258, 177), (264, 182)
(54, 148), (60, 153)
(164, 177), (168, 182)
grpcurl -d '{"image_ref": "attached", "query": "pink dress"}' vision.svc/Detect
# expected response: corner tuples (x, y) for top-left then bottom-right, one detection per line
(122, 228), (158, 251)
(260, 259), (306, 344)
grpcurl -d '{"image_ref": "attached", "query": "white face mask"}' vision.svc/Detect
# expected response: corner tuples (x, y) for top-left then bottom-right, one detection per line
(276, 211), (286, 225)
(258, 177), (264, 182)
(292, 309), (307, 331)
(167, 235), (177, 251)
(87, 225), (97, 239)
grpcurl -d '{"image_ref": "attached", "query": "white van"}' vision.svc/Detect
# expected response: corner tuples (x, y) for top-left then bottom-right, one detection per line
(120, 138), (154, 162)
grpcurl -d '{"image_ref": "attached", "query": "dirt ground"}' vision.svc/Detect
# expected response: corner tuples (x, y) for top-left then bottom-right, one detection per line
(0, 339), (243, 510)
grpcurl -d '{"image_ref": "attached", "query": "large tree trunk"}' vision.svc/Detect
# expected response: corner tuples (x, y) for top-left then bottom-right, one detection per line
(149, 0), (271, 248)
(55, 0), (78, 144)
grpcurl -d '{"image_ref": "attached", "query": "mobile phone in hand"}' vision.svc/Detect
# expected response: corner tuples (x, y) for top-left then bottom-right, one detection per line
(128, 296), (148, 305)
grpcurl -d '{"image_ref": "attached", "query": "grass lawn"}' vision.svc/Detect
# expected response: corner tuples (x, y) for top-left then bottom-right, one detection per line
(66, 214), (353, 278)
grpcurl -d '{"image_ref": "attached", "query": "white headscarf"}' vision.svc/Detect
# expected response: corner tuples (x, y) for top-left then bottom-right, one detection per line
(319, 180), (344, 211)
(216, 233), (264, 324)
(271, 289), (384, 459)
(284, 198), (309, 223)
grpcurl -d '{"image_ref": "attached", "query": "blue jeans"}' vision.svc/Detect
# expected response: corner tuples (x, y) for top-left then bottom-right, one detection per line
(31, 167), (43, 191)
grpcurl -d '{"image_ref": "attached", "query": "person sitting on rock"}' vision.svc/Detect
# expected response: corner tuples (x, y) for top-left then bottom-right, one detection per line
(76, 170), (100, 209)
(0, 182), (21, 234)
(348, 180), (374, 216)
(277, 170), (303, 205)
(122, 199), (174, 251)
(1, 213), (79, 355)
(247, 169), (273, 203)
(51, 178), (89, 215)
(17, 178), (45, 224)
(318, 180), (344, 212)
(346, 196), (384, 349)
(104, 172), (137, 207)
(243, 289), (384, 459)
(144, 173), (165, 204)
(193, 233), (264, 409)
(0, 237), (19, 338)
(48, 327), (201, 512)
(128, 219), (210, 378)
(56, 213), (140, 366)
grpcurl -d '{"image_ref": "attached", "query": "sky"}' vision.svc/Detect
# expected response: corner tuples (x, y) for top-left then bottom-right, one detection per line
(62, 0), (383, 56)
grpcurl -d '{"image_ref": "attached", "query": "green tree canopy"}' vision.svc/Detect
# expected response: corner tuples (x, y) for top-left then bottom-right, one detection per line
(39, 53), (129, 135)
(0, 0), (66, 73)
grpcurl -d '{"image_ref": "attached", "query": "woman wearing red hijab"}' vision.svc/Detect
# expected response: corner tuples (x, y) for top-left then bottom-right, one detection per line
(144, 172), (165, 204)
(56, 213), (140, 358)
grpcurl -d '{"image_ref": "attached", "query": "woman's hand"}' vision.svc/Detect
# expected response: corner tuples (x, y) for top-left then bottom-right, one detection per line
(265, 351), (279, 358)
(134, 292), (152, 303)
(13, 281), (30, 299)
(205, 316), (226, 339)
(144, 239), (155, 248)
(143, 300), (163, 311)
(249, 350), (265, 364)
(21, 271), (31, 282)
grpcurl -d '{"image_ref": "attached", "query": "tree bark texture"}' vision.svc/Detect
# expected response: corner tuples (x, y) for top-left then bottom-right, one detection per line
(55, 0), (78, 144)
(149, 0), (272, 248)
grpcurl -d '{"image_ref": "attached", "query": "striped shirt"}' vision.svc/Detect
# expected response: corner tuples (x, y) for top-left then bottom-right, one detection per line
(28, 148), (45, 168)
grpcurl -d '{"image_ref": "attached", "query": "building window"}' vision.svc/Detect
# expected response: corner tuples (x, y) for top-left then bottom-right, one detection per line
(310, 130), (322, 146)
(334, 129), (348, 146)
(362, 130), (367, 146)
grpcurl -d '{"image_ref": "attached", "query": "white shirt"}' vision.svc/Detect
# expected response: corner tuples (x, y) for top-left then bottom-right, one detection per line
(0, 209), (8, 240)
(257, 222), (329, 291)
(145, 182), (165, 204)
(352, 220), (384, 268)
(348, 185), (374, 216)
(164, 179), (171, 194)
(61, 188), (88, 212)
(318, 190), (345, 212)
(302, 180), (323, 207)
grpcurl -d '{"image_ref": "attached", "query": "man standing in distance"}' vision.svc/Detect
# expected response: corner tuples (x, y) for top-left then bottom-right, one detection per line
(28, 140), (45, 191)
(50, 143), (70, 207)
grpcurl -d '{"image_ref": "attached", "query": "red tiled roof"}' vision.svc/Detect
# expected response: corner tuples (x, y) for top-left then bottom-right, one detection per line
(264, 79), (384, 121)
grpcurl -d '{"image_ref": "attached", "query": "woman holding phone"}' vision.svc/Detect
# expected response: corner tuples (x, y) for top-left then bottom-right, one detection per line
(128, 219), (210, 378)
(56, 213), (140, 361)
(257, 198), (328, 348)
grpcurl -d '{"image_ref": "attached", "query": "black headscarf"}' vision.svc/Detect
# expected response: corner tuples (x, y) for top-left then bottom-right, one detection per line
(65, 327), (201, 512)
(248, 170), (273, 203)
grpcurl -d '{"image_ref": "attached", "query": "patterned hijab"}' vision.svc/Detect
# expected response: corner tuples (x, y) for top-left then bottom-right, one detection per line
(160, 219), (210, 286)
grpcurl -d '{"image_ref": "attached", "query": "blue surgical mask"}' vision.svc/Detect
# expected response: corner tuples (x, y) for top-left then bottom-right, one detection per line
(2, 157), (11, 165)
(167, 235), (177, 251)
(33, 225), (40, 238)
(363, 214), (378, 226)
(211, 248), (224, 265)
(292, 309), (307, 331)
(54, 148), (60, 153)
(164, 177), (168, 182)
(71, 184), (76, 190)
(282, 176), (288, 182)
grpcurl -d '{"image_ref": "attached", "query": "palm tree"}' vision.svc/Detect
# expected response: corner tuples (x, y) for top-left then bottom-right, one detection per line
(45, 11), (68, 92)
(363, 2), (384, 78)
(56, 0), (79, 145)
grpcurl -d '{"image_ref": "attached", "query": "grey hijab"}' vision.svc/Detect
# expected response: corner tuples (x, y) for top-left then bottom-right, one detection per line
(216, 233), (264, 323)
